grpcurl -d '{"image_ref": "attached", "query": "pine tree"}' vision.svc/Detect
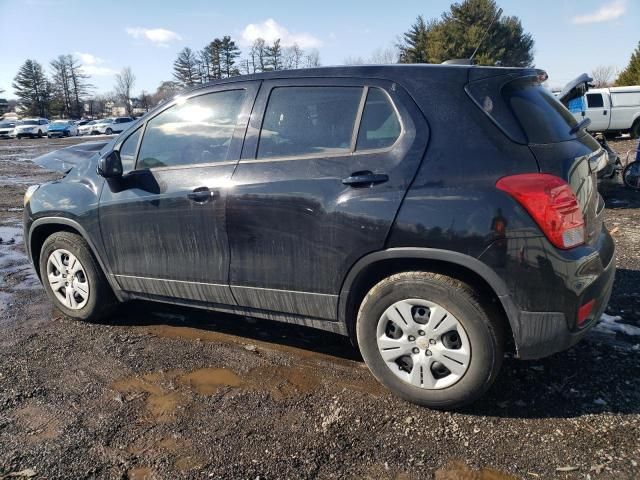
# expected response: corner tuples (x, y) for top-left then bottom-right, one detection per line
(616, 41), (640, 86)
(399, 15), (431, 63)
(12, 59), (49, 117)
(399, 0), (534, 67)
(220, 36), (241, 77)
(266, 39), (283, 71)
(173, 47), (201, 87)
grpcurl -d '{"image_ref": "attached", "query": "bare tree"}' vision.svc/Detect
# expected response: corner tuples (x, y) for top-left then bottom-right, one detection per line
(305, 49), (321, 68)
(591, 65), (616, 88)
(114, 67), (136, 116)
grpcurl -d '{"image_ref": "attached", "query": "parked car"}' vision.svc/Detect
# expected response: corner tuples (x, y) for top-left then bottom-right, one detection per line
(78, 120), (98, 136)
(23, 65), (615, 409)
(565, 82), (640, 139)
(47, 120), (79, 138)
(93, 117), (134, 135)
(14, 118), (49, 138)
(0, 120), (16, 138)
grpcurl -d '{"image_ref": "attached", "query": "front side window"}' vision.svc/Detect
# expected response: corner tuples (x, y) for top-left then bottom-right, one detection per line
(137, 89), (246, 169)
(587, 94), (604, 109)
(257, 86), (362, 159)
(119, 127), (142, 172)
(356, 88), (401, 150)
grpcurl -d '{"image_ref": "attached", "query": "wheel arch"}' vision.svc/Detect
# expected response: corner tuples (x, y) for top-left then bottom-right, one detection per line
(28, 217), (123, 300)
(338, 248), (519, 350)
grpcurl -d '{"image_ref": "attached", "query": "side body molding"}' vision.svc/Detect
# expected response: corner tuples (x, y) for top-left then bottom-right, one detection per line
(27, 217), (124, 301)
(337, 247), (520, 335)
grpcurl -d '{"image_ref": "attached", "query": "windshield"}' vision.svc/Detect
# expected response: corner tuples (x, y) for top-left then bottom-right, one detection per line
(19, 120), (38, 126)
(52, 121), (70, 125)
(0, 122), (15, 127)
(100, 119), (114, 124)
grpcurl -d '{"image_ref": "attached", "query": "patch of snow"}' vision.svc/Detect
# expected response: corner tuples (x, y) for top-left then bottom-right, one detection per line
(595, 313), (640, 337)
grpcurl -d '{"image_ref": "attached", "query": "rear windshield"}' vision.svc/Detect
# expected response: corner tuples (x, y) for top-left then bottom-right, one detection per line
(467, 73), (581, 144)
(504, 78), (579, 143)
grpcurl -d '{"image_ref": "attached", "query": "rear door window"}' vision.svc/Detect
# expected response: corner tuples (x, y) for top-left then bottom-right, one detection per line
(257, 86), (362, 159)
(356, 88), (401, 150)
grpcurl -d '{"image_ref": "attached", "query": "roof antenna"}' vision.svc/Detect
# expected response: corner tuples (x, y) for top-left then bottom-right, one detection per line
(469, 7), (503, 63)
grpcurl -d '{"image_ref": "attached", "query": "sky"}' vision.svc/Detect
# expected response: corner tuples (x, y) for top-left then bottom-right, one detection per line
(0, 0), (638, 99)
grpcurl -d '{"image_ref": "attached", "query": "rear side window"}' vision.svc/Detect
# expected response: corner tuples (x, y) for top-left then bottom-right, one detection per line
(503, 78), (579, 144)
(137, 89), (245, 169)
(586, 94), (604, 108)
(356, 88), (401, 150)
(611, 91), (640, 107)
(257, 86), (362, 158)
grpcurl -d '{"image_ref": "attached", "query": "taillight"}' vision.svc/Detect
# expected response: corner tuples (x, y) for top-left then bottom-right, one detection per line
(496, 173), (585, 249)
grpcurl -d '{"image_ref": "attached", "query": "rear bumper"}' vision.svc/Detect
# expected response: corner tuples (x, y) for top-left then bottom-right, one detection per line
(479, 225), (616, 359)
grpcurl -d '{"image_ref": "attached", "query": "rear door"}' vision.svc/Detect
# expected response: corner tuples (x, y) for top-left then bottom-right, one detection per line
(226, 78), (428, 320)
(99, 82), (259, 304)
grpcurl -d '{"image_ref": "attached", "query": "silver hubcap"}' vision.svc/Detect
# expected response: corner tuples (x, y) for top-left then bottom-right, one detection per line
(46, 249), (89, 310)
(376, 299), (471, 390)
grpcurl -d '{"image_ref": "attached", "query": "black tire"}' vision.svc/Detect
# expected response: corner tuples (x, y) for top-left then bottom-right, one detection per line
(105, 128), (113, 135)
(630, 121), (640, 140)
(623, 161), (640, 190)
(356, 271), (504, 409)
(37, 129), (43, 138)
(39, 232), (117, 322)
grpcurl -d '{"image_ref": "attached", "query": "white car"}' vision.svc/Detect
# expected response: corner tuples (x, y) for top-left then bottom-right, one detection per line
(78, 120), (98, 136)
(0, 120), (16, 138)
(14, 118), (49, 139)
(93, 117), (134, 135)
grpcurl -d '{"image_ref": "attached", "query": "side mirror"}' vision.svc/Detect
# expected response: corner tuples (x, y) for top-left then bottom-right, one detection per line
(97, 150), (123, 178)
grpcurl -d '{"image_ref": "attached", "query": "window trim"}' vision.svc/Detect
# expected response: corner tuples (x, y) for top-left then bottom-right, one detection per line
(251, 84), (405, 164)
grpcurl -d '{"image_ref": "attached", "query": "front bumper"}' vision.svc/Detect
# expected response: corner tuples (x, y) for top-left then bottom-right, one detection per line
(480, 225), (616, 359)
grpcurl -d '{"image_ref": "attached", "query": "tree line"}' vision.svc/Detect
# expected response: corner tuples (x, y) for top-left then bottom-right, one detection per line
(6, 0), (640, 120)
(172, 36), (320, 88)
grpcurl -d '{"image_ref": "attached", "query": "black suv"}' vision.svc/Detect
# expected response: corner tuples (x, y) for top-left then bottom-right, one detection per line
(24, 65), (615, 408)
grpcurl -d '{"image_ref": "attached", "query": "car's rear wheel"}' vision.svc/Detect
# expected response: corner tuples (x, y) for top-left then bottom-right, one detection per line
(631, 120), (640, 139)
(39, 232), (116, 322)
(37, 129), (43, 138)
(356, 271), (504, 409)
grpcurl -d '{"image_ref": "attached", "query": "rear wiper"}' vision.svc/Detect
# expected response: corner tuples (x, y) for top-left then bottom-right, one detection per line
(570, 117), (591, 135)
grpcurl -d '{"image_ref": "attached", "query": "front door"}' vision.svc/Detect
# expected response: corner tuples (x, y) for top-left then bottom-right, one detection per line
(99, 83), (259, 305)
(226, 79), (428, 321)
(585, 92), (610, 132)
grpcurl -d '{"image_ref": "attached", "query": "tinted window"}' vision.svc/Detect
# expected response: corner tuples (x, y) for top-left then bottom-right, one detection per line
(503, 78), (579, 144)
(258, 86), (362, 159)
(119, 127), (142, 172)
(137, 89), (245, 169)
(356, 88), (401, 150)
(587, 94), (604, 108)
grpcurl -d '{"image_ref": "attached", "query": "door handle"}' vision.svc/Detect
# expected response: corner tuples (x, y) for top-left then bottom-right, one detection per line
(187, 187), (216, 203)
(342, 171), (389, 187)
(603, 110), (608, 115)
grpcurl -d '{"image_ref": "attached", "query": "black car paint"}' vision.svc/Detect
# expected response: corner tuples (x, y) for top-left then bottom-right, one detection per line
(24, 65), (616, 359)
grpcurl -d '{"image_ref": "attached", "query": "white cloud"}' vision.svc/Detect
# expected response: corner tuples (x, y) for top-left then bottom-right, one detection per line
(241, 19), (321, 48)
(74, 52), (118, 76)
(572, 0), (626, 24)
(125, 27), (182, 47)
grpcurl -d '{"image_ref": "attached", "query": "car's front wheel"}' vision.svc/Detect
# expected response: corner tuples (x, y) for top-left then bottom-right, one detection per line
(39, 232), (116, 322)
(356, 271), (504, 409)
(105, 128), (113, 135)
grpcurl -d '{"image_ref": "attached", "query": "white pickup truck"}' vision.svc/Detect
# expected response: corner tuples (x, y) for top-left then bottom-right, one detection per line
(570, 85), (640, 138)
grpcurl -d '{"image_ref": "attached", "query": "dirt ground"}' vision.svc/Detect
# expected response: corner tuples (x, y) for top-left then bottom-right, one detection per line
(0, 136), (639, 480)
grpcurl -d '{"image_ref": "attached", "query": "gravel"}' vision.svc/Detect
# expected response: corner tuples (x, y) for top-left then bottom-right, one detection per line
(0, 136), (638, 479)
